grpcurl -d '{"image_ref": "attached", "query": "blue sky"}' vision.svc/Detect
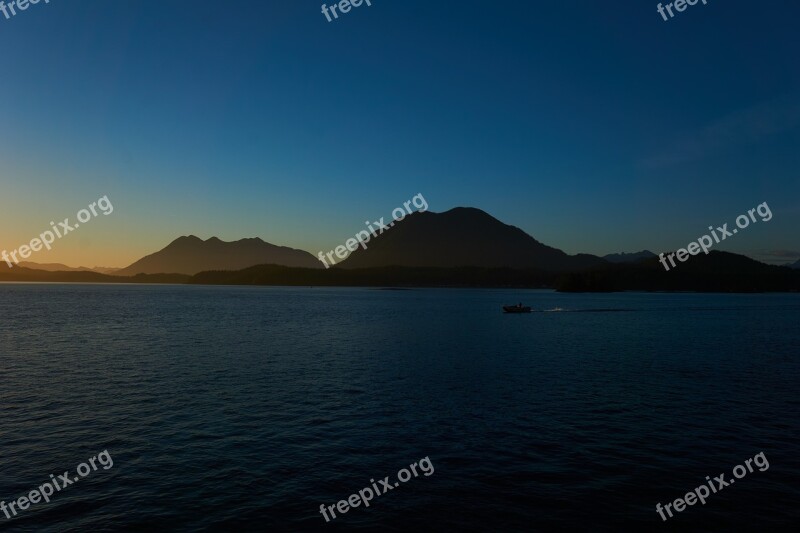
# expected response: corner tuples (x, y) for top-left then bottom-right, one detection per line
(1, 0), (798, 267)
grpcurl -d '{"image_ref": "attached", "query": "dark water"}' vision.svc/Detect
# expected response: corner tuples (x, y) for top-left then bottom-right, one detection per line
(1, 285), (799, 532)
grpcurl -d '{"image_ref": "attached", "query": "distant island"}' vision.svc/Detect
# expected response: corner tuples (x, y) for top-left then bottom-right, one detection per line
(2, 207), (799, 292)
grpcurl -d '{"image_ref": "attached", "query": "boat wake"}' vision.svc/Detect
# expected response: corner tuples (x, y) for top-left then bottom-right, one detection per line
(540, 308), (636, 313)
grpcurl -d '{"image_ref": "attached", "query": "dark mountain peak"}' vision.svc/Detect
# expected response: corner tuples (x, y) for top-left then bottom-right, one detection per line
(436, 207), (540, 239)
(440, 206), (506, 223)
(340, 207), (605, 271)
(170, 235), (203, 246)
(205, 236), (223, 243)
(443, 206), (494, 216)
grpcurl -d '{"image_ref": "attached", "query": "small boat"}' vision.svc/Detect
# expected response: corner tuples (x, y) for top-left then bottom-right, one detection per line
(503, 304), (532, 313)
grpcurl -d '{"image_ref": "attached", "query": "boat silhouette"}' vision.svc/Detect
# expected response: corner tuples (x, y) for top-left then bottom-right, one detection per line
(503, 303), (532, 313)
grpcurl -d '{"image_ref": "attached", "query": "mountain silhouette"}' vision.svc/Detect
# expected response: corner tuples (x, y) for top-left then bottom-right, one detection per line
(115, 236), (321, 276)
(17, 262), (118, 273)
(790, 259), (800, 270)
(0, 263), (187, 283)
(17, 262), (93, 272)
(4, 247), (799, 292)
(602, 251), (657, 263)
(559, 251), (800, 292)
(188, 250), (800, 292)
(338, 207), (606, 271)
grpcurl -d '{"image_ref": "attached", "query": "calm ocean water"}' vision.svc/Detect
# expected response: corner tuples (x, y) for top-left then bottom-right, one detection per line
(1, 284), (798, 532)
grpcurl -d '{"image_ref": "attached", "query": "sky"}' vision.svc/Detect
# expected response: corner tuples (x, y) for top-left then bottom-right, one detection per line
(0, 0), (798, 268)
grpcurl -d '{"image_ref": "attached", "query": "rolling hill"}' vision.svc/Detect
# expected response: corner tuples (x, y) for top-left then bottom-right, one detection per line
(115, 236), (322, 276)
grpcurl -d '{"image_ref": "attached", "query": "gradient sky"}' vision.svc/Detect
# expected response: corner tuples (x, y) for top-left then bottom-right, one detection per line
(1, 0), (798, 268)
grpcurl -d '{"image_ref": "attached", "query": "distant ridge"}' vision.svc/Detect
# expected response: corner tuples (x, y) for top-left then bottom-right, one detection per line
(93, 266), (121, 274)
(4, 251), (799, 292)
(602, 251), (657, 263)
(339, 207), (606, 271)
(18, 262), (93, 272)
(187, 251), (800, 292)
(0, 263), (187, 284)
(789, 259), (800, 270)
(115, 236), (321, 276)
(559, 251), (800, 292)
(17, 262), (118, 274)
